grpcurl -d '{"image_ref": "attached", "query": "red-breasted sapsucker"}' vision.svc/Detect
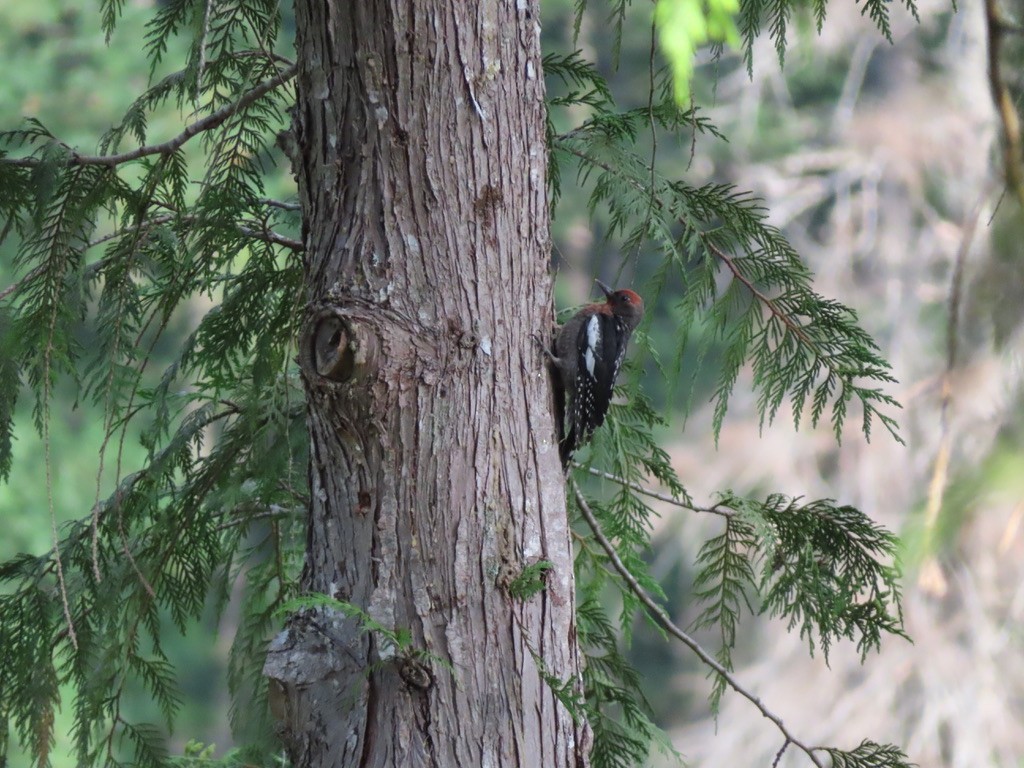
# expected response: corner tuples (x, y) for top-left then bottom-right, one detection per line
(545, 280), (644, 467)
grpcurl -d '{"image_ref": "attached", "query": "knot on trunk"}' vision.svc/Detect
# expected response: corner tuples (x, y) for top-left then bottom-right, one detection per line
(301, 307), (379, 383)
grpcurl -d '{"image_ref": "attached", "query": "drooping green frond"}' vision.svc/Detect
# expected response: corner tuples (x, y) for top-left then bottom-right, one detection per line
(812, 0), (827, 31)
(858, 0), (921, 43)
(736, 0), (920, 74)
(145, 0), (201, 75)
(690, 493), (906, 697)
(0, 582), (60, 766)
(576, 592), (663, 768)
(0, 385), (306, 764)
(544, 50), (612, 209)
(13, 158), (116, 425)
(690, 514), (757, 713)
(571, 0), (635, 67)
(751, 494), (907, 659)
(822, 740), (916, 768)
(0, 310), (19, 481)
(99, 0), (127, 41)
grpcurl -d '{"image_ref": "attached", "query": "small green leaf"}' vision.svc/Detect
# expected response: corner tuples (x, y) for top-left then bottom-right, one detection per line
(507, 560), (554, 599)
(655, 0), (740, 105)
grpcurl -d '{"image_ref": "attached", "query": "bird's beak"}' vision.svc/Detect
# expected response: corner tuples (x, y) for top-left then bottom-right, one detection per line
(595, 279), (613, 298)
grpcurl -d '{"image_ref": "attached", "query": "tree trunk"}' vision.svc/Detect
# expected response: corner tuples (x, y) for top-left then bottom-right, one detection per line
(264, 2), (590, 766)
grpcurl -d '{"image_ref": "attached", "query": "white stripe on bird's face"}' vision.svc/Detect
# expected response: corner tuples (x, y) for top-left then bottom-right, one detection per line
(584, 314), (601, 378)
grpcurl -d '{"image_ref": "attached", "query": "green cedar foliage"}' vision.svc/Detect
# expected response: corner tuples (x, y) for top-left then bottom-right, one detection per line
(691, 494), (907, 713)
(0, 0), (303, 764)
(0, 1), (915, 768)
(736, 0), (920, 73)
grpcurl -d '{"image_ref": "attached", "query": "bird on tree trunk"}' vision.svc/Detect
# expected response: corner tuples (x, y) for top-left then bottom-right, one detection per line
(543, 280), (645, 468)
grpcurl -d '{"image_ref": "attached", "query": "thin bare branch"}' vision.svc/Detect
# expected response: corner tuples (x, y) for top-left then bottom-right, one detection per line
(234, 50), (295, 66)
(985, 0), (1024, 209)
(572, 481), (826, 768)
(195, 0), (214, 104)
(773, 739), (791, 768)
(577, 464), (733, 517)
(214, 504), (299, 532)
(0, 263), (46, 302)
(3, 64), (297, 169)
(260, 198), (302, 212)
(920, 185), (993, 595)
(238, 225), (303, 251)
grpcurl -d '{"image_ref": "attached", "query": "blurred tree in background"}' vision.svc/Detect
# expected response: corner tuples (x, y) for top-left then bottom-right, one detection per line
(1, 0), (1020, 766)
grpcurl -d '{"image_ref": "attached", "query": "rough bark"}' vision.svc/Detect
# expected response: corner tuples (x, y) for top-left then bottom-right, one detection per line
(264, 2), (590, 766)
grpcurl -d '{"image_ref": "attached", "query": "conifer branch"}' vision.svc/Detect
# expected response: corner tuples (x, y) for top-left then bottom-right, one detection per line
(0, 263), (45, 302)
(701, 238), (819, 351)
(2, 64), (297, 169)
(1, 219), (301, 304)
(237, 225), (303, 251)
(563, 144), (819, 351)
(234, 50), (295, 66)
(561, 141), (902, 443)
(40, 166), (87, 651)
(195, 0), (214, 103)
(26, 407), (239, 577)
(260, 198), (302, 211)
(572, 481), (827, 768)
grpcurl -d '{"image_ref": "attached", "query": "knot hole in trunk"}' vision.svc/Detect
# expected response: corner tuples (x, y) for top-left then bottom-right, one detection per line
(301, 307), (379, 383)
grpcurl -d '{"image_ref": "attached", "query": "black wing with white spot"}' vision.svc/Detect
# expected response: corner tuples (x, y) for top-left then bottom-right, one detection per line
(570, 312), (630, 446)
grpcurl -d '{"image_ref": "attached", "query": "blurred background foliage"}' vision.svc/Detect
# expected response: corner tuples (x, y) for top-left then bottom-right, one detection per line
(1, 0), (1022, 766)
